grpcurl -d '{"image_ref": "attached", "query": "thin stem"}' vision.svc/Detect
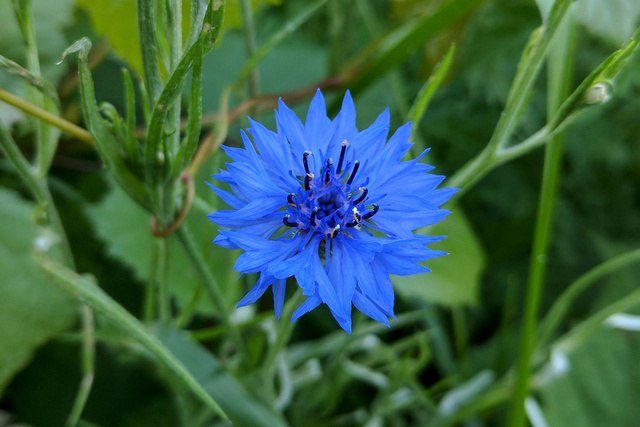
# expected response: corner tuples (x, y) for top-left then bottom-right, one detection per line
(536, 248), (640, 348)
(446, 148), (495, 200)
(263, 289), (305, 383)
(65, 305), (95, 427)
(35, 253), (229, 421)
(167, 0), (182, 161)
(176, 224), (246, 354)
(0, 122), (74, 265)
(507, 11), (575, 427)
(0, 88), (93, 144)
(553, 286), (640, 354)
(176, 281), (203, 328)
(452, 307), (470, 376)
(240, 0), (260, 103)
(12, 0), (61, 176)
(0, 54), (59, 103)
(424, 305), (457, 378)
(0, 120), (45, 202)
(152, 237), (170, 324)
(144, 272), (156, 322)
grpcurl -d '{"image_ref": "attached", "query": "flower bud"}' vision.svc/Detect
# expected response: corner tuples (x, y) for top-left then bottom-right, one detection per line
(583, 82), (612, 105)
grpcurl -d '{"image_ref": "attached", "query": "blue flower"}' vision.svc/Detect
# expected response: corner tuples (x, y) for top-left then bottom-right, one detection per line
(208, 90), (457, 333)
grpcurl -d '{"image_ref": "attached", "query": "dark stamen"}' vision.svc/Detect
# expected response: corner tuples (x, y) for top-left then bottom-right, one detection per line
(329, 224), (341, 239)
(310, 207), (319, 226)
(362, 204), (379, 220)
(303, 151), (312, 174)
(283, 215), (298, 227)
(336, 141), (348, 174)
(304, 173), (314, 191)
(347, 160), (360, 185)
(346, 211), (361, 227)
(287, 193), (296, 207)
(324, 158), (333, 184)
(352, 187), (368, 205)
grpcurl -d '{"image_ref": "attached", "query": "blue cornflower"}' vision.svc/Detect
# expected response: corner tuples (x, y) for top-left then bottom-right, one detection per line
(208, 89), (456, 333)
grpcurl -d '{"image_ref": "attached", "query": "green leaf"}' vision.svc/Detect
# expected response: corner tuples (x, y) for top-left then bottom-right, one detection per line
(539, 327), (640, 427)
(153, 325), (288, 427)
(0, 189), (76, 392)
(144, 31), (209, 185)
(340, 0), (483, 96)
(408, 44), (455, 138)
(236, 0), (328, 84)
(35, 253), (228, 421)
(574, 0), (640, 46)
(393, 208), (485, 307)
(60, 37), (148, 209)
(0, 0), (75, 85)
(86, 180), (237, 314)
(77, 0), (144, 76)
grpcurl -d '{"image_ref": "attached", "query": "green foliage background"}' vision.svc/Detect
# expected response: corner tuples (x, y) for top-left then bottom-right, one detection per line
(1, 0), (640, 426)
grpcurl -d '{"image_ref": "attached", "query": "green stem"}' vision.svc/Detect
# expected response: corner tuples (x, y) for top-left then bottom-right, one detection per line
(12, 0), (61, 177)
(446, 0), (572, 198)
(452, 307), (470, 376)
(240, 0), (260, 103)
(553, 286), (640, 354)
(0, 54), (59, 104)
(176, 224), (246, 354)
(65, 305), (95, 427)
(262, 289), (305, 396)
(35, 254), (229, 421)
(536, 248), (640, 348)
(0, 122), (74, 266)
(0, 88), (93, 144)
(0, 120), (45, 202)
(507, 10), (575, 427)
(152, 237), (170, 323)
(167, 0), (182, 162)
(136, 0), (162, 105)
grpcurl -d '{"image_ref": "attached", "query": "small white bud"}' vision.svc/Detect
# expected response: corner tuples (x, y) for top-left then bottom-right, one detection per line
(583, 82), (611, 105)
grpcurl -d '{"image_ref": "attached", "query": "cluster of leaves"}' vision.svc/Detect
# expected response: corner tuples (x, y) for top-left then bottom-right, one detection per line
(1, 0), (640, 426)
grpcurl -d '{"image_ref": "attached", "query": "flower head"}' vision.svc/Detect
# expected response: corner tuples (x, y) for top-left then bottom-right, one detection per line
(208, 90), (456, 333)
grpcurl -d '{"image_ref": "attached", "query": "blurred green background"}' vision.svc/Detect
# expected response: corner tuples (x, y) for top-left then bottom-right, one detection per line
(1, 0), (640, 425)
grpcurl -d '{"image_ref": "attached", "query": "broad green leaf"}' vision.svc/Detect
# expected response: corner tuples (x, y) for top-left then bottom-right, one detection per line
(77, 0), (143, 75)
(574, 0), (640, 46)
(86, 179), (238, 314)
(153, 325), (288, 427)
(393, 208), (485, 307)
(539, 327), (640, 427)
(0, 0), (74, 85)
(0, 189), (76, 393)
(35, 253), (228, 420)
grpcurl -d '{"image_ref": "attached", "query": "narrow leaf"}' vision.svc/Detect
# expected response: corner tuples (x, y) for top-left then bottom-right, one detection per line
(236, 0), (328, 83)
(35, 254), (229, 422)
(341, 0), (483, 96)
(60, 38), (147, 209)
(136, 0), (162, 104)
(408, 44), (455, 139)
(174, 38), (203, 175)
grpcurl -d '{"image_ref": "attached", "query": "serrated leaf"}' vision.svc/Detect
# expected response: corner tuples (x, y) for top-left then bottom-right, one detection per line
(393, 208), (485, 307)
(0, 189), (76, 393)
(86, 179), (237, 314)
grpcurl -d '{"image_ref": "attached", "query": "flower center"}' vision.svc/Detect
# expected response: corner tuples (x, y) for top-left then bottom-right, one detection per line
(282, 142), (379, 239)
